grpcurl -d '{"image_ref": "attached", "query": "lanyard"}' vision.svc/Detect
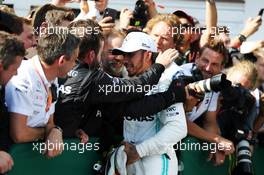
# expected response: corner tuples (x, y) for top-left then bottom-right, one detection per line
(32, 58), (52, 112)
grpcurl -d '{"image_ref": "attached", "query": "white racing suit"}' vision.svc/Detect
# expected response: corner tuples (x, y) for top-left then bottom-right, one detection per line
(123, 62), (188, 175)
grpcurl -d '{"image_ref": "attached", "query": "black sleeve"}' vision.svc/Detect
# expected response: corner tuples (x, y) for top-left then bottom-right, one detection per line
(0, 115), (10, 151)
(103, 77), (187, 118)
(0, 89), (12, 151)
(79, 63), (165, 104)
(109, 92), (171, 117)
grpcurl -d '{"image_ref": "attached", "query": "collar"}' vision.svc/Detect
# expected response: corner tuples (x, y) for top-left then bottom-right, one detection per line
(77, 59), (90, 69)
(31, 55), (51, 88)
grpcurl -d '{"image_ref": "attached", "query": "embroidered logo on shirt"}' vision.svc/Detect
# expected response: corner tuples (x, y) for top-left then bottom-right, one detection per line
(125, 116), (154, 122)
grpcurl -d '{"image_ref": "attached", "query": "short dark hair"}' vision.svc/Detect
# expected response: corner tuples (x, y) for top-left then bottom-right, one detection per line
(199, 39), (228, 65)
(0, 10), (23, 34)
(173, 10), (195, 27)
(68, 19), (103, 61)
(0, 31), (25, 70)
(36, 28), (80, 65)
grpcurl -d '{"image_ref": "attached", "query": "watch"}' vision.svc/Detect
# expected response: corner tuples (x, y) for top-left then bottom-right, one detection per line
(238, 34), (247, 43)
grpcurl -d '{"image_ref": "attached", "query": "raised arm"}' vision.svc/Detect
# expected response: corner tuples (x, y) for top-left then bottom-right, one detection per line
(200, 0), (218, 47)
(230, 16), (262, 48)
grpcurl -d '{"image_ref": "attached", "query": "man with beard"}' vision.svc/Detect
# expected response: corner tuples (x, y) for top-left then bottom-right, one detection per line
(54, 20), (184, 142)
(180, 39), (235, 165)
(100, 29), (125, 77)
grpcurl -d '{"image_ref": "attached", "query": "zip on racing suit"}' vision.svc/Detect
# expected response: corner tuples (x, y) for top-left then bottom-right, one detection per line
(123, 62), (188, 175)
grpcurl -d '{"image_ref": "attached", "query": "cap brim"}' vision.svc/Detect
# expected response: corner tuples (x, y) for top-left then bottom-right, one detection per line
(173, 10), (195, 27)
(112, 47), (141, 55)
(111, 48), (126, 55)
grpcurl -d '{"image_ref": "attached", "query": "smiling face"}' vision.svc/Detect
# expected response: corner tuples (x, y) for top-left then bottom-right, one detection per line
(102, 36), (124, 76)
(124, 50), (145, 77)
(196, 48), (224, 79)
(124, 50), (152, 77)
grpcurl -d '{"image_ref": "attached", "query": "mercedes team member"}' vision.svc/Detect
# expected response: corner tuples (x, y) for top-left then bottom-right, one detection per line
(54, 20), (178, 138)
(111, 32), (188, 175)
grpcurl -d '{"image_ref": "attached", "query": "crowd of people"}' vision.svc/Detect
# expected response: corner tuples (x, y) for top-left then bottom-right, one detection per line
(0, 0), (264, 174)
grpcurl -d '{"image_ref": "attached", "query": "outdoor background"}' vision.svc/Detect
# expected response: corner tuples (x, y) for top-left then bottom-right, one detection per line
(2, 0), (264, 40)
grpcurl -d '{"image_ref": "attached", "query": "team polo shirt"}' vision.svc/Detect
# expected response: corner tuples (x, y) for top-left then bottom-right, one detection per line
(187, 92), (219, 122)
(5, 55), (57, 127)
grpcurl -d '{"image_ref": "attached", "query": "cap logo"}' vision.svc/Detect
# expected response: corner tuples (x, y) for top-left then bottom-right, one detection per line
(142, 43), (150, 48)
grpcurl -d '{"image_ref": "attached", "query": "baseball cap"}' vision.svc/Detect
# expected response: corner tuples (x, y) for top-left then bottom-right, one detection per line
(112, 32), (157, 55)
(173, 10), (195, 27)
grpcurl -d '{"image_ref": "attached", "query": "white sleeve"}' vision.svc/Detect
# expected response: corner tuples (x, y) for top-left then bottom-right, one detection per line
(136, 103), (187, 157)
(208, 92), (219, 112)
(5, 77), (33, 116)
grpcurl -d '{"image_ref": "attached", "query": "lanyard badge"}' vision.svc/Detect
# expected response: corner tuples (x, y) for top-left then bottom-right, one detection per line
(33, 58), (54, 112)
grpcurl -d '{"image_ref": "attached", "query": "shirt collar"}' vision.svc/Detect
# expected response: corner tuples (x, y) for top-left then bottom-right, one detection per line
(32, 55), (51, 87)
